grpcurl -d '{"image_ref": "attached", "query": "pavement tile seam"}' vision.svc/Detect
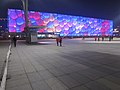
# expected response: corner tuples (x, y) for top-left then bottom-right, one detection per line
(69, 85), (90, 90)
(12, 48), (34, 90)
(6, 78), (30, 88)
(6, 74), (28, 82)
(58, 54), (104, 69)
(84, 81), (111, 90)
(17, 45), (65, 89)
(47, 68), (66, 77)
(5, 40), (120, 90)
(76, 70), (120, 88)
(6, 83), (32, 90)
(18, 48), (44, 73)
(30, 80), (52, 90)
(96, 78), (120, 90)
(90, 68), (119, 77)
(45, 77), (69, 90)
(68, 73), (107, 88)
(101, 73), (120, 86)
(57, 74), (89, 89)
(39, 64), (116, 86)
(20, 53), (57, 76)
(77, 70), (120, 85)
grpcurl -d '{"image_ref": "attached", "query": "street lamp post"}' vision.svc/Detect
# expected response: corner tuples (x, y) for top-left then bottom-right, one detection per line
(21, 0), (29, 28)
(21, 0), (30, 43)
(20, 0), (45, 43)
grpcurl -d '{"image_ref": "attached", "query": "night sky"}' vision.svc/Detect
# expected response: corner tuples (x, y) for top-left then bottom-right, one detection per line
(0, 0), (120, 26)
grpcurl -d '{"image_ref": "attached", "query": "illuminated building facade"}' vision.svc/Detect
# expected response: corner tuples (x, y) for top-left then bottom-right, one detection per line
(8, 9), (113, 37)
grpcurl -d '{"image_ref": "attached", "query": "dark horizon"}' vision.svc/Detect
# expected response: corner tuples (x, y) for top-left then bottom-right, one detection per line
(0, 0), (120, 26)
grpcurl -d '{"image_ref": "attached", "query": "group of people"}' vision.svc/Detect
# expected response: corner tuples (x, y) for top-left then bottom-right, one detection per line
(94, 36), (113, 41)
(11, 35), (63, 47)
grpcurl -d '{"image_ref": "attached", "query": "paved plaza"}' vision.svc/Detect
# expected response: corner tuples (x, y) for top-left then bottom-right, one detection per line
(1, 38), (120, 90)
(0, 41), (9, 82)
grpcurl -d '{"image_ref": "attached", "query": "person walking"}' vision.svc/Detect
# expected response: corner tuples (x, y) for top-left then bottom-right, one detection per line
(56, 37), (59, 46)
(59, 37), (62, 46)
(102, 36), (104, 41)
(95, 37), (97, 41)
(12, 36), (17, 47)
(109, 36), (111, 41)
(56, 36), (63, 46)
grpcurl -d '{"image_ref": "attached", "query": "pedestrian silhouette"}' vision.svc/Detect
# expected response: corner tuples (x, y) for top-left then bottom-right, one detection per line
(56, 36), (62, 46)
(95, 37), (97, 41)
(59, 37), (62, 46)
(109, 36), (112, 41)
(102, 36), (104, 41)
(12, 36), (17, 47)
(56, 37), (59, 46)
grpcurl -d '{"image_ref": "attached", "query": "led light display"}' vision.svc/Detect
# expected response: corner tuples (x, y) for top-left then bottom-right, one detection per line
(8, 9), (113, 36)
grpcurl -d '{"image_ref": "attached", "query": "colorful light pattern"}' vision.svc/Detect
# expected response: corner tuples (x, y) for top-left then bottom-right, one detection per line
(8, 9), (113, 36)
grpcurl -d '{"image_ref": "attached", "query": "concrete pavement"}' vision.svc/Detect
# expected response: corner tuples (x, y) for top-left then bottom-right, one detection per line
(4, 39), (120, 90)
(0, 40), (10, 83)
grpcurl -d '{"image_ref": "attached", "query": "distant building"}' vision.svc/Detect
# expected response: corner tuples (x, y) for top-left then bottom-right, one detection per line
(0, 18), (9, 39)
(113, 26), (120, 36)
(8, 9), (113, 38)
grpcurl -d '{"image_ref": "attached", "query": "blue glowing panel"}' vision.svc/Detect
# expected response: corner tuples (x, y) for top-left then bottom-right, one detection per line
(8, 9), (113, 36)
